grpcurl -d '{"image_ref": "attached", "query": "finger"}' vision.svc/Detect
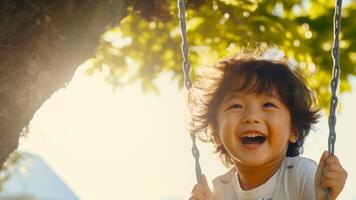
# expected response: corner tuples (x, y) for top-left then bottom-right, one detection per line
(324, 155), (347, 174)
(320, 179), (345, 199)
(322, 158), (348, 181)
(320, 169), (347, 189)
(323, 163), (342, 172)
(321, 177), (346, 188)
(323, 163), (347, 175)
(325, 155), (343, 166)
(321, 171), (346, 180)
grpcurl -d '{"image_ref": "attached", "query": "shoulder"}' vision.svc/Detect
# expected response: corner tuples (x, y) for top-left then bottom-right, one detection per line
(279, 156), (317, 199)
(281, 156), (317, 184)
(212, 168), (236, 185)
(211, 168), (237, 199)
(284, 156), (317, 166)
(282, 156), (317, 172)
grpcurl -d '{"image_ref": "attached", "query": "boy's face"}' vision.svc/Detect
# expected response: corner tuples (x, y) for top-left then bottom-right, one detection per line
(216, 89), (294, 167)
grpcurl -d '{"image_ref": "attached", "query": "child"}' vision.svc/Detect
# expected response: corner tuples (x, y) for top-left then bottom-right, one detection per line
(188, 50), (347, 200)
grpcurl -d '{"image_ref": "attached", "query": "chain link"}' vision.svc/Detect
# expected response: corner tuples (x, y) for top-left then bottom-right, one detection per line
(177, 0), (202, 184)
(326, 0), (343, 199)
(329, 0), (342, 157)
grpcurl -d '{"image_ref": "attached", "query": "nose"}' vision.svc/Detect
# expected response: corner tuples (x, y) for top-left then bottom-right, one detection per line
(242, 109), (262, 124)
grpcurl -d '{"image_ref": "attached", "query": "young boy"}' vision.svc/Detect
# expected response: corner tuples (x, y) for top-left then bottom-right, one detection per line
(188, 51), (347, 200)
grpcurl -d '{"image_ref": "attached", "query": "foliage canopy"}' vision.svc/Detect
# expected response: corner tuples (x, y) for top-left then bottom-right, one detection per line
(87, 0), (356, 110)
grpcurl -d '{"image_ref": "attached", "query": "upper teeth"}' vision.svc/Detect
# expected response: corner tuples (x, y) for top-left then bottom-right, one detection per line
(242, 132), (265, 138)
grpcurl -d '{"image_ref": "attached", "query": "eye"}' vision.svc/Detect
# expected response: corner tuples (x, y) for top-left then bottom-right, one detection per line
(227, 104), (243, 110)
(263, 102), (277, 108)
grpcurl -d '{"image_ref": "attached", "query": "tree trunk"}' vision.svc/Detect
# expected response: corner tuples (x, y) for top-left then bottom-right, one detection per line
(0, 0), (134, 167)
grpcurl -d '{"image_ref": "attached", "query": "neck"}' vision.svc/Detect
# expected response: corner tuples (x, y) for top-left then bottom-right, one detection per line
(233, 155), (285, 190)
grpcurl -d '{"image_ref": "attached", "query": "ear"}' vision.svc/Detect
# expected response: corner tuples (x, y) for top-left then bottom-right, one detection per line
(288, 133), (298, 143)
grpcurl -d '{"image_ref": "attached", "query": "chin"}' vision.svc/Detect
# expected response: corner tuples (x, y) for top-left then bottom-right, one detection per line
(233, 157), (268, 167)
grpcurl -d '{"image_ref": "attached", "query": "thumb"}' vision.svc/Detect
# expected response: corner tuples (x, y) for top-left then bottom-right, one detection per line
(315, 151), (329, 199)
(315, 151), (329, 183)
(315, 151), (328, 182)
(199, 174), (210, 187)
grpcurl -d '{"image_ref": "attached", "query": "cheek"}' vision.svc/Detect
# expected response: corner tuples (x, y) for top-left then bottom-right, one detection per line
(218, 114), (236, 133)
(219, 117), (238, 145)
(273, 108), (292, 127)
(267, 113), (292, 138)
(283, 113), (293, 132)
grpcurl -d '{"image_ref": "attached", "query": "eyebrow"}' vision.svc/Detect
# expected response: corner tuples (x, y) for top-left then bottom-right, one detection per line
(224, 92), (280, 103)
(224, 93), (241, 103)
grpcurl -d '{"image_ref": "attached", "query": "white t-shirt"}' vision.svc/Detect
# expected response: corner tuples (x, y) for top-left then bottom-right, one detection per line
(212, 156), (317, 200)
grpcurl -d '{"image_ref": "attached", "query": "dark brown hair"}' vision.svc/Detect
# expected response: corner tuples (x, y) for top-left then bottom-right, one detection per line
(188, 51), (320, 167)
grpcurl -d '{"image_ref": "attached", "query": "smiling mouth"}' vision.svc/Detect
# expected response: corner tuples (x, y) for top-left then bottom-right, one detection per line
(241, 134), (267, 145)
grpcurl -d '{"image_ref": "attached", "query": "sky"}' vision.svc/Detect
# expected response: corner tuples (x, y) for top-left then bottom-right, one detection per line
(15, 60), (356, 200)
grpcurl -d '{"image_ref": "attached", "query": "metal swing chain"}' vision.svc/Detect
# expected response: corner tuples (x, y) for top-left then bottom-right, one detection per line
(329, 0), (342, 158)
(177, 0), (203, 184)
(326, 0), (343, 199)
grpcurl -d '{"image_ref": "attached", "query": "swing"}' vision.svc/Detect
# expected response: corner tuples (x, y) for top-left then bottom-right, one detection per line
(177, 0), (343, 199)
